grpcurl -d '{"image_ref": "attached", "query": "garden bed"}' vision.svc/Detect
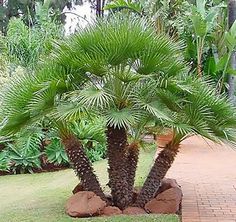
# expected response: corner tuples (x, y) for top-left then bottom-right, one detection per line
(0, 164), (70, 176)
(0, 151), (181, 222)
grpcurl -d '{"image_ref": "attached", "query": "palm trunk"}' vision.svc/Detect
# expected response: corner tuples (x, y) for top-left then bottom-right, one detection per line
(61, 133), (107, 201)
(106, 126), (129, 210)
(126, 142), (139, 205)
(135, 144), (178, 207)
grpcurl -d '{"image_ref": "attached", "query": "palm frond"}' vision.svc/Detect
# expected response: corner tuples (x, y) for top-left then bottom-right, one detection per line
(105, 107), (141, 129)
(76, 85), (114, 109)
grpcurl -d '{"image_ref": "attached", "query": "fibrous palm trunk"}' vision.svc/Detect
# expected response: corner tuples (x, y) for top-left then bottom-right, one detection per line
(135, 143), (179, 207)
(126, 142), (139, 204)
(61, 133), (107, 201)
(106, 126), (129, 210)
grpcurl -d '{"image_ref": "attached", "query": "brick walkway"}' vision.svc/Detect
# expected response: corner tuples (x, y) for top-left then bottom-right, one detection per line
(166, 136), (236, 222)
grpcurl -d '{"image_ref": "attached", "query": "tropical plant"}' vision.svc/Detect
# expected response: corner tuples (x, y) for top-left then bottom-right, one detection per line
(1, 16), (236, 212)
(45, 137), (69, 165)
(0, 150), (10, 172)
(104, 1), (236, 95)
(4, 2), (64, 70)
(134, 78), (236, 207)
(7, 144), (41, 174)
(104, 0), (189, 37)
(2, 126), (43, 174)
(70, 118), (107, 162)
(70, 118), (106, 145)
(186, 0), (225, 77)
(85, 143), (106, 162)
(0, 0), (76, 34)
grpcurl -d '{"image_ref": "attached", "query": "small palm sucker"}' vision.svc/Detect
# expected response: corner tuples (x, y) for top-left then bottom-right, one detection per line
(134, 141), (179, 208)
(106, 126), (129, 210)
(126, 142), (140, 205)
(61, 133), (107, 202)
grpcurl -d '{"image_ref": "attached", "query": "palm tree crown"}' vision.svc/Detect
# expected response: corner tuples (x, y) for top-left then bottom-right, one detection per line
(1, 16), (236, 210)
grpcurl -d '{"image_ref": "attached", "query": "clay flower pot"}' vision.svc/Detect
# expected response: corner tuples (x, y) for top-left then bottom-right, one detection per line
(156, 130), (173, 148)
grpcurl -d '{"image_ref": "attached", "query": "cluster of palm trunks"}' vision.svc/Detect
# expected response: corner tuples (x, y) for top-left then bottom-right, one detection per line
(62, 126), (178, 210)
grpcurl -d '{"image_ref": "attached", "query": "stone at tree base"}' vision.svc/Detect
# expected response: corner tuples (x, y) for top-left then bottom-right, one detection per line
(102, 206), (122, 216)
(145, 187), (182, 214)
(155, 178), (180, 196)
(123, 207), (147, 215)
(65, 191), (106, 217)
(72, 183), (84, 194)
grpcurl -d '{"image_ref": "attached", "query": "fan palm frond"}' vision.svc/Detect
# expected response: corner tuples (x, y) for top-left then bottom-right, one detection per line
(76, 84), (114, 109)
(105, 107), (142, 129)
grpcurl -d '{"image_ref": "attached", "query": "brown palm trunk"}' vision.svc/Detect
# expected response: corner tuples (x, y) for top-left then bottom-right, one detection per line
(126, 142), (139, 204)
(61, 133), (107, 201)
(135, 144), (179, 207)
(106, 126), (129, 210)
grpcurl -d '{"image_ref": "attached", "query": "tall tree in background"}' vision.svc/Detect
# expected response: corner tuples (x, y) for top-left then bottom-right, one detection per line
(0, 0), (74, 34)
(228, 0), (236, 102)
(0, 0), (106, 34)
(95, 0), (105, 17)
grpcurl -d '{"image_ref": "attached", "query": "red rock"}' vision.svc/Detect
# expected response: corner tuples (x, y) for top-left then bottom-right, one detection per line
(72, 183), (84, 194)
(102, 206), (122, 216)
(65, 191), (106, 217)
(123, 207), (146, 215)
(155, 178), (180, 196)
(145, 187), (182, 214)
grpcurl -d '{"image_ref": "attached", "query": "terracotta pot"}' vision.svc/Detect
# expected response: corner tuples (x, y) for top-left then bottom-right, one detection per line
(156, 131), (173, 148)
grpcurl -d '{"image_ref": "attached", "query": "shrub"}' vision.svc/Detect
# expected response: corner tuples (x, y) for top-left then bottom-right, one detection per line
(70, 118), (107, 162)
(2, 126), (43, 174)
(7, 145), (41, 174)
(0, 150), (10, 172)
(85, 143), (107, 162)
(45, 137), (69, 165)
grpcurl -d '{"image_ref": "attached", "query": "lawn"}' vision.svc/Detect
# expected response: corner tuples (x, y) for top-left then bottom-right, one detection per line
(0, 150), (179, 222)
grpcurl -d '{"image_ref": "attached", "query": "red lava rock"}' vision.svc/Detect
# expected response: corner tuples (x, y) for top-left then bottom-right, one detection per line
(102, 206), (122, 216)
(145, 187), (182, 214)
(72, 183), (84, 194)
(123, 207), (147, 215)
(65, 191), (106, 217)
(155, 178), (180, 196)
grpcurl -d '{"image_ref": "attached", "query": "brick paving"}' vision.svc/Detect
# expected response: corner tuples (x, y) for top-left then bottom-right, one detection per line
(166, 136), (236, 222)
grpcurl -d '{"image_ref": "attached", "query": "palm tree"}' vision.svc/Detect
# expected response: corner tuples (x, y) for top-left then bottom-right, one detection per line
(1, 16), (236, 211)
(0, 62), (107, 200)
(134, 78), (236, 207)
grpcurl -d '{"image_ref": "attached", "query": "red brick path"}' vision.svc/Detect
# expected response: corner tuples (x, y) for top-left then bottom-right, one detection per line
(166, 136), (236, 222)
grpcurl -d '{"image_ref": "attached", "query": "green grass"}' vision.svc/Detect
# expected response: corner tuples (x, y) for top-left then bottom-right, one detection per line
(0, 150), (179, 222)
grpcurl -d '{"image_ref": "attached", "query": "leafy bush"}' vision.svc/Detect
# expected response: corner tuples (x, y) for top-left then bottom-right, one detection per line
(7, 145), (41, 174)
(45, 137), (69, 165)
(70, 118), (107, 162)
(2, 126), (43, 174)
(0, 150), (10, 172)
(71, 118), (106, 144)
(0, 118), (107, 175)
(85, 143), (107, 162)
